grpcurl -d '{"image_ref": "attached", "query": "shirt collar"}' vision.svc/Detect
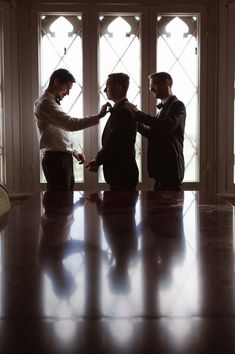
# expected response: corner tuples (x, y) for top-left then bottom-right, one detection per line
(113, 98), (128, 108)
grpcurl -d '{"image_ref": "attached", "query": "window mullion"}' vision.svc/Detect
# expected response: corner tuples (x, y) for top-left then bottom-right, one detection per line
(88, 9), (100, 191)
(82, 9), (94, 190)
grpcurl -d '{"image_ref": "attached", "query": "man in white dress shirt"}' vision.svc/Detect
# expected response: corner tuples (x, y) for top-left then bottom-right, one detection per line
(34, 68), (108, 191)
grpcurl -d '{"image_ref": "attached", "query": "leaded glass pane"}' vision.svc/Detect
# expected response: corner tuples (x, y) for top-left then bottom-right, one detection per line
(98, 15), (141, 183)
(40, 15), (84, 182)
(157, 16), (199, 182)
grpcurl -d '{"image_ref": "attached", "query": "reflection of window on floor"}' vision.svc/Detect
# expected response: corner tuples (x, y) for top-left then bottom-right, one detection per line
(98, 16), (142, 183)
(40, 15), (84, 182)
(40, 192), (86, 322)
(158, 192), (199, 317)
(0, 233), (2, 316)
(157, 16), (199, 182)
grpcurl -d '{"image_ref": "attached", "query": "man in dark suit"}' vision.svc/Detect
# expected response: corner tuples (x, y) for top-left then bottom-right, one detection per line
(136, 72), (186, 191)
(86, 73), (139, 191)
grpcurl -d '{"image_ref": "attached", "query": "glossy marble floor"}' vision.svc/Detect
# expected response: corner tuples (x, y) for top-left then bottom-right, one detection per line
(0, 190), (235, 353)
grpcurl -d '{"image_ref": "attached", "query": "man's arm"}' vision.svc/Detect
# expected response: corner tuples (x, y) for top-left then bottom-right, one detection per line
(155, 101), (186, 137)
(135, 110), (155, 127)
(86, 159), (99, 172)
(136, 101), (186, 138)
(137, 122), (151, 139)
(73, 151), (86, 164)
(34, 99), (108, 132)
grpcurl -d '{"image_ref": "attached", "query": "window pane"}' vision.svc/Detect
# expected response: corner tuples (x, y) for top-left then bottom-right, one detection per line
(157, 16), (199, 182)
(98, 15), (141, 183)
(39, 15), (84, 182)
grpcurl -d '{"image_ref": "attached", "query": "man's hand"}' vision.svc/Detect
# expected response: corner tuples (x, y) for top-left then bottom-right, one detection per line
(73, 151), (86, 164)
(86, 192), (101, 203)
(85, 159), (99, 172)
(98, 102), (110, 118)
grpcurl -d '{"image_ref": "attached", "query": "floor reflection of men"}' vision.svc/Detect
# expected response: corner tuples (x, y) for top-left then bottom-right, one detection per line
(38, 191), (84, 299)
(88, 191), (139, 294)
(141, 191), (186, 315)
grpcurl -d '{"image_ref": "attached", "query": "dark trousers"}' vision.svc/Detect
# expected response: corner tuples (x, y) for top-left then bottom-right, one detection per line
(105, 165), (139, 191)
(42, 151), (74, 191)
(154, 180), (183, 191)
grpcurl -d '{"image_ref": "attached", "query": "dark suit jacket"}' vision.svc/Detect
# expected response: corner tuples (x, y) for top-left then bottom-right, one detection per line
(137, 95), (186, 184)
(96, 99), (139, 189)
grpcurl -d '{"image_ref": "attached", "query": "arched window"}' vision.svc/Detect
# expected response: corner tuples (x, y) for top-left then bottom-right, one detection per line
(157, 16), (199, 182)
(99, 15), (141, 182)
(37, 10), (201, 190)
(40, 15), (84, 182)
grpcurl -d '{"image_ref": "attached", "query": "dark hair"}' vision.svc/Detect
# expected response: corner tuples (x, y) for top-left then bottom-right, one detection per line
(149, 72), (173, 87)
(48, 68), (76, 87)
(108, 73), (130, 95)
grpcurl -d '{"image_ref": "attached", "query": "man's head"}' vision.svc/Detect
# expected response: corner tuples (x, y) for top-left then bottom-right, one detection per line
(104, 73), (130, 102)
(48, 68), (76, 100)
(148, 72), (173, 100)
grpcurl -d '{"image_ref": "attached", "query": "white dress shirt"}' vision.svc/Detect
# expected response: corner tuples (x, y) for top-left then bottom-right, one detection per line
(34, 90), (100, 152)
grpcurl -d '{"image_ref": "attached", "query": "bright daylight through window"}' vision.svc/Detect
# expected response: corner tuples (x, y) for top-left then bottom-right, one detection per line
(40, 15), (84, 182)
(39, 13), (199, 186)
(157, 16), (199, 182)
(98, 15), (141, 182)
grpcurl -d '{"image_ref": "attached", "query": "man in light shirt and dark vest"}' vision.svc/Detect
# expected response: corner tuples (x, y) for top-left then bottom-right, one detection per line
(34, 68), (108, 191)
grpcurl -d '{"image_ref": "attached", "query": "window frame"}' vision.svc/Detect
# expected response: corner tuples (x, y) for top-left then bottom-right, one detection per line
(31, 3), (208, 191)
(150, 5), (207, 191)
(92, 5), (148, 190)
(226, 3), (235, 193)
(0, 2), (14, 189)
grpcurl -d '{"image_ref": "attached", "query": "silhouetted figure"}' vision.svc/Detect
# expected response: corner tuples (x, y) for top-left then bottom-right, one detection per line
(38, 191), (85, 299)
(34, 68), (108, 191)
(88, 191), (139, 294)
(140, 191), (186, 315)
(86, 73), (139, 191)
(135, 72), (186, 191)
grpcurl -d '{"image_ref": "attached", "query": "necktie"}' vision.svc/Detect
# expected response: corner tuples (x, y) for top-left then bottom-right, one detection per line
(55, 95), (61, 105)
(107, 102), (113, 112)
(107, 103), (117, 113)
(156, 102), (164, 109)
